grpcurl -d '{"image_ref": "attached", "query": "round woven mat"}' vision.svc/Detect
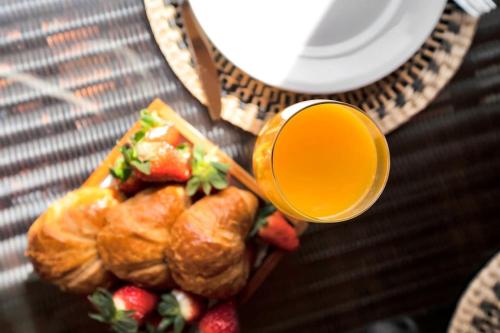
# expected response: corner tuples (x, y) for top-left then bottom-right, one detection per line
(448, 252), (500, 333)
(145, 0), (477, 135)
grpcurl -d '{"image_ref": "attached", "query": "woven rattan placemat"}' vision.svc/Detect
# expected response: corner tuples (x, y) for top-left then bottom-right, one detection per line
(448, 252), (500, 333)
(145, 0), (477, 134)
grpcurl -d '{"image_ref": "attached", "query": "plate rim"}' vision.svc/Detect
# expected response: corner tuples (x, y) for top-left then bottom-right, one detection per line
(190, 0), (448, 94)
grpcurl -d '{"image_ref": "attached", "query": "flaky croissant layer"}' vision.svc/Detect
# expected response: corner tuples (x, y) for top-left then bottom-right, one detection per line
(97, 185), (189, 289)
(26, 187), (122, 294)
(166, 186), (258, 299)
(27, 185), (258, 298)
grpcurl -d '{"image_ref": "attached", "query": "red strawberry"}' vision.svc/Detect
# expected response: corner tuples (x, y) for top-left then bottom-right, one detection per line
(198, 301), (239, 333)
(116, 173), (145, 196)
(157, 289), (205, 333)
(110, 111), (191, 185)
(134, 140), (192, 182)
(171, 289), (205, 322)
(142, 124), (183, 147)
(89, 286), (158, 333)
(113, 286), (158, 323)
(255, 211), (299, 252)
(137, 109), (183, 147)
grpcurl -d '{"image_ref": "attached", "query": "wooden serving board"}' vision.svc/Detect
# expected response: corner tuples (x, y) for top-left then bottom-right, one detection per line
(82, 98), (307, 303)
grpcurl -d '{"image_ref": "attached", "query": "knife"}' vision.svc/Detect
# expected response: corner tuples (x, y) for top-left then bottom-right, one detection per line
(181, 0), (222, 120)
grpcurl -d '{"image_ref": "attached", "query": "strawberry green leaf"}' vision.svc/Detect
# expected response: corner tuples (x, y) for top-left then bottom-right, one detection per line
(89, 313), (107, 323)
(212, 161), (230, 173)
(193, 145), (204, 161)
(158, 294), (179, 317)
(176, 143), (189, 152)
(249, 204), (277, 237)
(110, 156), (132, 182)
(112, 314), (138, 333)
(131, 129), (146, 144)
(88, 289), (138, 333)
(249, 217), (268, 237)
(157, 293), (183, 333)
(140, 110), (166, 130)
(176, 143), (192, 160)
(88, 288), (116, 322)
(258, 203), (277, 218)
(161, 293), (177, 304)
(121, 145), (138, 163)
(173, 316), (185, 333)
(186, 177), (201, 196)
(157, 318), (173, 332)
(202, 181), (211, 195)
(130, 160), (151, 175)
(187, 145), (230, 196)
(209, 173), (229, 190)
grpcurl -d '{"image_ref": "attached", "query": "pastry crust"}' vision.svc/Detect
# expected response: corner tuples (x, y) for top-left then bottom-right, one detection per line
(166, 186), (258, 299)
(97, 185), (189, 288)
(26, 187), (122, 293)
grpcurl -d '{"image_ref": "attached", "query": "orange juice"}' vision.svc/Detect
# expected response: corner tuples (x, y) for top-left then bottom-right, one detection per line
(253, 100), (389, 222)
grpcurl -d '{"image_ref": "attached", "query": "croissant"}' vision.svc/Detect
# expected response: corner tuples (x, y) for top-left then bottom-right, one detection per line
(165, 186), (258, 299)
(26, 187), (122, 293)
(97, 185), (189, 288)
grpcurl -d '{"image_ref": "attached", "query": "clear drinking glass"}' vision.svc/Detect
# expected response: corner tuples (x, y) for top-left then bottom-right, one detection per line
(253, 100), (390, 223)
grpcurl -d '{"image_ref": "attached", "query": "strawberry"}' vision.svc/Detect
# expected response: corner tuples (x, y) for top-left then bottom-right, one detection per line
(251, 206), (299, 252)
(185, 145), (230, 196)
(116, 173), (146, 196)
(134, 141), (191, 182)
(109, 109), (190, 184)
(198, 301), (239, 333)
(89, 286), (158, 333)
(141, 124), (183, 147)
(112, 286), (158, 323)
(156, 289), (205, 333)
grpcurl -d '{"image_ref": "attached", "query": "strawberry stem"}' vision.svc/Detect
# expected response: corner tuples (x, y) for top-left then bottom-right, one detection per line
(249, 204), (277, 237)
(109, 110), (167, 183)
(156, 293), (185, 333)
(88, 288), (138, 333)
(186, 145), (230, 196)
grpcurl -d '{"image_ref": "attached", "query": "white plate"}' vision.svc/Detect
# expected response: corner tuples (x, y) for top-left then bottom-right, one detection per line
(190, 0), (447, 94)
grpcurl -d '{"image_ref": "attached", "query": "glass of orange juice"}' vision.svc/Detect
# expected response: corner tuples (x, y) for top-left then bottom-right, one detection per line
(253, 100), (390, 223)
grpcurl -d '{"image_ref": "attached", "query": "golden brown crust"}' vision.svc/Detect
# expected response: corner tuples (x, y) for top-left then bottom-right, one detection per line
(97, 185), (189, 288)
(166, 187), (258, 299)
(26, 187), (121, 294)
(171, 249), (252, 299)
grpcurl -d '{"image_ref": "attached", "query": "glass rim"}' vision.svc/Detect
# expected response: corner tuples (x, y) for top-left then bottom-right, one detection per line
(269, 99), (391, 223)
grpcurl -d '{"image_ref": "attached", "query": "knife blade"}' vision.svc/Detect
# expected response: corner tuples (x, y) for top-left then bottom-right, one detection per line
(181, 0), (222, 120)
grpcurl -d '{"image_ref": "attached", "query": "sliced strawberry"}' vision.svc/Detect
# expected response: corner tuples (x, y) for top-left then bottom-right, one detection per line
(198, 301), (239, 333)
(134, 141), (191, 182)
(109, 110), (188, 185)
(89, 286), (158, 333)
(254, 210), (299, 252)
(157, 289), (205, 333)
(142, 125), (183, 147)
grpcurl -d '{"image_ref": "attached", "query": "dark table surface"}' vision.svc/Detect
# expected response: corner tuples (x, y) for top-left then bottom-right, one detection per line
(1, 1), (499, 332)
